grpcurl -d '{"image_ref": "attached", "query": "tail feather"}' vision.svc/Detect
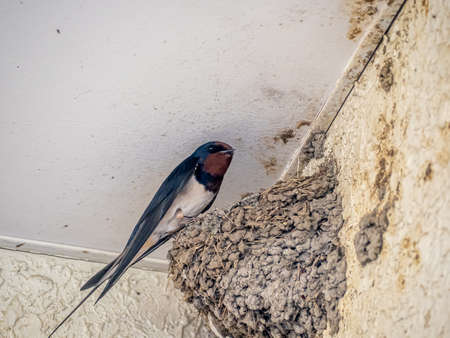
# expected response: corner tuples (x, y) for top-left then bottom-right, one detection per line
(49, 232), (182, 336)
(94, 268), (126, 305)
(80, 259), (117, 291)
(48, 282), (103, 337)
(49, 256), (119, 337)
(95, 234), (175, 304)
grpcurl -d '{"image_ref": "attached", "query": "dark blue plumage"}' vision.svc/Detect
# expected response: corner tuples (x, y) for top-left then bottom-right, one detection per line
(49, 141), (233, 337)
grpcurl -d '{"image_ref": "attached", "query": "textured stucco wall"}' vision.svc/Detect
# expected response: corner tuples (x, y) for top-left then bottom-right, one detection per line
(302, 1), (449, 337)
(0, 249), (212, 338)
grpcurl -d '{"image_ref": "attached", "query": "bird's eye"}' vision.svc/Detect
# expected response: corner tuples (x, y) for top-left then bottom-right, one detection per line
(208, 145), (215, 152)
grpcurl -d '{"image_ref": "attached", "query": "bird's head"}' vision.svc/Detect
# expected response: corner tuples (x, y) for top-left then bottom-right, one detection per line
(194, 141), (234, 177)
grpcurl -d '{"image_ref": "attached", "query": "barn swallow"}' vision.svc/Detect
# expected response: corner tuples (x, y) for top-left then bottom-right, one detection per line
(49, 141), (234, 337)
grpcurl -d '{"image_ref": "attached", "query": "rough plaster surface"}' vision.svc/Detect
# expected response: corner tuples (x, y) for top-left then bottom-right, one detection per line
(302, 0), (450, 336)
(0, 249), (212, 338)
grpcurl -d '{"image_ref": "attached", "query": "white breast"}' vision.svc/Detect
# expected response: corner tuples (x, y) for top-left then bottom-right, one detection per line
(175, 175), (215, 217)
(155, 175), (215, 235)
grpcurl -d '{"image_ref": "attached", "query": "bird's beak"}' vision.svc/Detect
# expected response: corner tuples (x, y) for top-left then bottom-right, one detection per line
(220, 148), (235, 155)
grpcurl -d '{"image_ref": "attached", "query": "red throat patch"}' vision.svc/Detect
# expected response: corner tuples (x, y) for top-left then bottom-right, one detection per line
(203, 152), (232, 177)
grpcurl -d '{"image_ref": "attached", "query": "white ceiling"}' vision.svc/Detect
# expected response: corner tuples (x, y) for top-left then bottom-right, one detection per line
(0, 0), (398, 265)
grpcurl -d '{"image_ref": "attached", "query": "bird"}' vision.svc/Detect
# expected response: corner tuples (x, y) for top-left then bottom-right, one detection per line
(48, 141), (234, 337)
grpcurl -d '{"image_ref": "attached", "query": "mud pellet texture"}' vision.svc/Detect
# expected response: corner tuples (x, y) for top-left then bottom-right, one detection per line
(169, 162), (346, 338)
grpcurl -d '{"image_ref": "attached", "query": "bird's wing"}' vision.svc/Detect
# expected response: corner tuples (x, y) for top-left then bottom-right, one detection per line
(94, 154), (198, 303)
(130, 232), (176, 266)
(131, 191), (218, 267)
(131, 193), (217, 267)
(125, 156), (198, 247)
(48, 155), (198, 337)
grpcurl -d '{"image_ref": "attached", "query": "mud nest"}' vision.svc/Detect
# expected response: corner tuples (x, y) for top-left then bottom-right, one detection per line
(168, 162), (346, 338)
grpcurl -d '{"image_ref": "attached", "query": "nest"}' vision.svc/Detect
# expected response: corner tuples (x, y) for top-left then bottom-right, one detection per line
(168, 162), (346, 338)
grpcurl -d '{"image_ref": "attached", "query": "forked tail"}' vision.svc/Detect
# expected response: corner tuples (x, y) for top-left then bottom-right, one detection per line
(48, 232), (178, 337)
